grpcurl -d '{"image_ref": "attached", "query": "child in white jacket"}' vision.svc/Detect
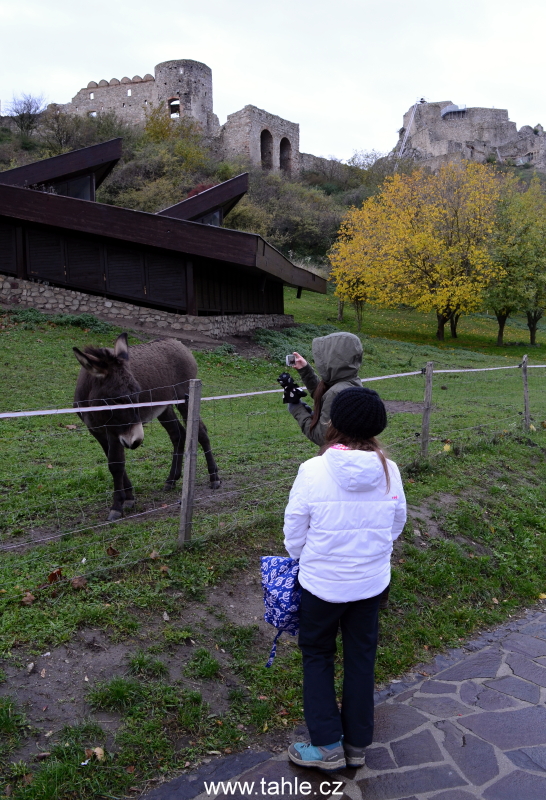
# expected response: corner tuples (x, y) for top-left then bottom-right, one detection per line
(284, 387), (406, 772)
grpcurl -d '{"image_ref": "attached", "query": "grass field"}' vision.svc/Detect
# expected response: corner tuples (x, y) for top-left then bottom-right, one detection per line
(2, 300), (546, 798)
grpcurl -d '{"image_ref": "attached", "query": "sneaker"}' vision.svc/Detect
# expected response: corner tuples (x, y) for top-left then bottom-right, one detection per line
(287, 741), (346, 772)
(343, 741), (366, 768)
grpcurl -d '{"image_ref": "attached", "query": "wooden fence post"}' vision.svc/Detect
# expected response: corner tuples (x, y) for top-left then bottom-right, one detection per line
(522, 354), (530, 431)
(178, 379), (202, 549)
(421, 361), (434, 458)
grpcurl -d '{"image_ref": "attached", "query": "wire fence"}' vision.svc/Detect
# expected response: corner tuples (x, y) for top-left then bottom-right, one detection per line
(1, 357), (546, 602)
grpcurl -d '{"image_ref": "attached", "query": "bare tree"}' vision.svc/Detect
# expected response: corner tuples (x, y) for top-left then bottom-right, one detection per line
(39, 104), (83, 154)
(9, 94), (47, 138)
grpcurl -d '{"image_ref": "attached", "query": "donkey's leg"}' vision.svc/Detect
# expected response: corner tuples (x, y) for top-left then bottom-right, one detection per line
(176, 402), (220, 489)
(90, 427), (134, 512)
(106, 431), (129, 521)
(158, 406), (186, 490)
(198, 419), (221, 489)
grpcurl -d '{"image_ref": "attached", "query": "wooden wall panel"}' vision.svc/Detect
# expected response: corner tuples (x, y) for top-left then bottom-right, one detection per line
(0, 221), (17, 276)
(145, 252), (186, 309)
(26, 228), (65, 283)
(65, 237), (104, 292)
(105, 247), (144, 299)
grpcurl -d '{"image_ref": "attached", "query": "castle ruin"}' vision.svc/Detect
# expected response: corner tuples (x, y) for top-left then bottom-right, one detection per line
(62, 59), (323, 174)
(395, 100), (546, 172)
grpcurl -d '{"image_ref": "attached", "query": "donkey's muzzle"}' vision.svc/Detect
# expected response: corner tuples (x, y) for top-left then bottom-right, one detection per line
(119, 423), (144, 450)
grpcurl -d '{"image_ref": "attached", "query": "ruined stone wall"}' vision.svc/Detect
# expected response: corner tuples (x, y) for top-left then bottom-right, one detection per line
(64, 75), (155, 125)
(398, 100), (546, 172)
(0, 276), (293, 338)
(220, 105), (300, 172)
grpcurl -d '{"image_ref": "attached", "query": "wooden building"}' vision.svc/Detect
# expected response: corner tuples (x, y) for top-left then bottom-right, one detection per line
(0, 140), (325, 317)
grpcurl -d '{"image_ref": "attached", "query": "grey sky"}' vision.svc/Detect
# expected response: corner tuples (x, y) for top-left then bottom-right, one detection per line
(1, 0), (544, 161)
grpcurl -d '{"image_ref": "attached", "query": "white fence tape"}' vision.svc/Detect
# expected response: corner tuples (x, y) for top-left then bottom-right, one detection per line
(1, 362), (545, 421)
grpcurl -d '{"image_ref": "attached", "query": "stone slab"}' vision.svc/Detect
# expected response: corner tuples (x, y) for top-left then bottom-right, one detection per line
(473, 687), (519, 711)
(502, 633), (546, 658)
(436, 720), (499, 785)
(506, 746), (546, 773)
(372, 704), (428, 744)
(357, 764), (466, 799)
(391, 729), (443, 767)
(421, 681), (457, 695)
(365, 747), (397, 771)
(409, 696), (472, 718)
(460, 706), (546, 750)
(520, 621), (546, 640)
(142, 751), (272, 800)
(484, 675), (540, 704)
(430, 793), (478, 800)
(482, 769), (546, 800)
(506, 652), (546, 688)
(434, 650), (502, 681)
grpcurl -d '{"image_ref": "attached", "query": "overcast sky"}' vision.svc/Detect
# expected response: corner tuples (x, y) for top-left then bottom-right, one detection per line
(1, 0), (544, 161)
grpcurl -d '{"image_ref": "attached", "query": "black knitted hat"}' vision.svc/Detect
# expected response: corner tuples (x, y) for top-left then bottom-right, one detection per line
(330, 387), (387, 440)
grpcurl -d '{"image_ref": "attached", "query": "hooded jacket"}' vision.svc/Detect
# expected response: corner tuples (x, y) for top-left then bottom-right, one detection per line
(283, 448), (406, 603)
(289, 332), (363, 446)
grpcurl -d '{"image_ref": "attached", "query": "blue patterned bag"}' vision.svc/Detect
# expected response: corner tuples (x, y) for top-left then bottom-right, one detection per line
(261, 556), (301, 668)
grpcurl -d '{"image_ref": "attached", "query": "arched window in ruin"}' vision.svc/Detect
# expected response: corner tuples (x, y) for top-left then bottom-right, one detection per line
(280, 137), (292, 173)
(168, 98), (180, 118)
(261, 129), (273, 170)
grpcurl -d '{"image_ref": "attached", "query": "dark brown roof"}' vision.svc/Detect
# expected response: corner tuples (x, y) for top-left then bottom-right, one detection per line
(0, 139), (122, 191)
(157, 173), (249, 221)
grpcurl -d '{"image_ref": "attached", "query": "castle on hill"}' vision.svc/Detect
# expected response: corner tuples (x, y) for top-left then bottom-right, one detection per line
(62, 58), (325, 175)
(395, 100), (546, 171)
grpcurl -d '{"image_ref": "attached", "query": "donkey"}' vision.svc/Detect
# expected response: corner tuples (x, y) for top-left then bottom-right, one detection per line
(73, 333), (220, 521)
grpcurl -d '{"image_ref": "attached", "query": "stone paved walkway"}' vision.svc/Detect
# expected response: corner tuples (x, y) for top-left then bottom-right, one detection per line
(143, 607), (546, 800)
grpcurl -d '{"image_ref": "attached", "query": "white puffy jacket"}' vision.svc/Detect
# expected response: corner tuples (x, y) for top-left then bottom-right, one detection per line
(283, 448), (407, 603)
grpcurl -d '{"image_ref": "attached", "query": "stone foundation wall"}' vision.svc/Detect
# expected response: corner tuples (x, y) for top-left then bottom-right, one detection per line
(0, 276), (294, 338)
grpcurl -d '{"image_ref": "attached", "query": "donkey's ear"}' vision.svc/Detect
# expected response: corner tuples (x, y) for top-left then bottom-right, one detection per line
(114, 333), (129, 361)
(73, 347), (108, 377)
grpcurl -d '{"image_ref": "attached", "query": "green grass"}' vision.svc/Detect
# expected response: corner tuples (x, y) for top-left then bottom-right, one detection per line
(184, 648), (221, 679)
(3, 300), (546, 797)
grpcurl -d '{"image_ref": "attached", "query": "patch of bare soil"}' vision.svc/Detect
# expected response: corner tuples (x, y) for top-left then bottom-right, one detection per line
(0, 569), (297, 765)
(407, 493), (492, 556)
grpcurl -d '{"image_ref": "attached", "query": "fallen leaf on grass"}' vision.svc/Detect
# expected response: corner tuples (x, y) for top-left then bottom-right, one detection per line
(47, 568), (62, 584)
(126, 766), (135, 774)
(35, 752), (50, 760)
(71, 576), (87, 590)
(44, 730), (53, 737)
(40, 669), (46, 678)
(262, 722), (268, 732)
(4, 784), (12, 796)
(258, 695), (268, 700)
(224, 748), (232, 754)
(47, 464), (53, 469)
(492, 598), (499, 604)
(149, 550), (160, 559)
(159, 565), (169, 574)
(22, 774), (33, 786)
(21, 592), (35, 606)
(93, 747), (105, 761)
(539, 593), (546, 600)
(84, 676), (89, 682)
(207, 751), (221, 755)
(66, 424), (77, 430)
(162, 611), (170, 621)
(27, 662), (35, 674)
(106, 546), (119, 557)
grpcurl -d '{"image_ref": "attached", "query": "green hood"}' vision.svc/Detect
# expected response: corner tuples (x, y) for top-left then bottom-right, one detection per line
(312, 332), (363, 384)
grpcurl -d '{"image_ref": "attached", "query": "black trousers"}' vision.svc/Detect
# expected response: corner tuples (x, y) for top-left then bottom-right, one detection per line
(298, 587), (380, 748)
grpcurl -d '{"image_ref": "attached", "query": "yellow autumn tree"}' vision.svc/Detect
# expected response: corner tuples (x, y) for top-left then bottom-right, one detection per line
(330, 161), (502, 340)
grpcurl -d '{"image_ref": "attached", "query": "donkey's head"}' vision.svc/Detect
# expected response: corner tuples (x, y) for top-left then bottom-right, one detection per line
(74, 333), (144, 449)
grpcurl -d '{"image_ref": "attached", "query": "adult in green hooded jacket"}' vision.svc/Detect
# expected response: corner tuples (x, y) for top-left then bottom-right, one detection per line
(289, 331), (363, 447)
